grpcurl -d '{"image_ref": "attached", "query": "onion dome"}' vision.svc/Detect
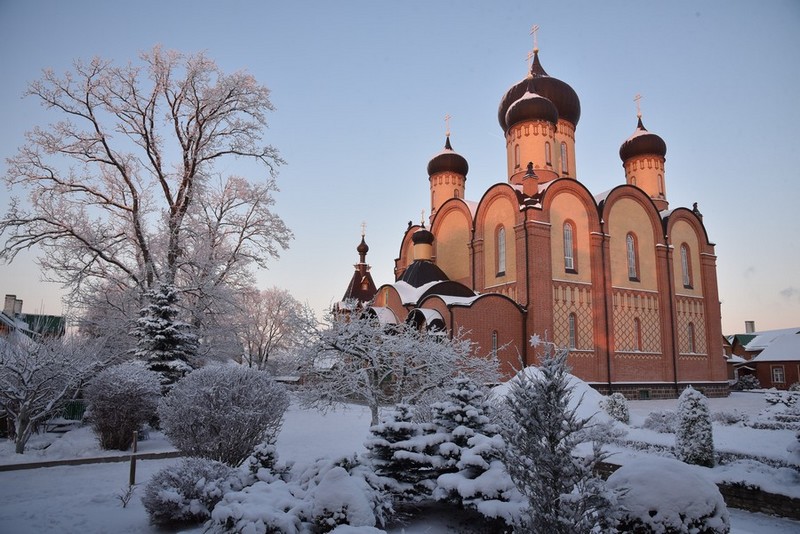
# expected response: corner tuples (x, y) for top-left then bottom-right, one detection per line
(498, 50), (581, 132)
(619, 117), (667, 162)
(412, 225), (434, 246)
(357, 236), (369, 263)
(427, 136), (469, 177)
(504, 78), (559, 129)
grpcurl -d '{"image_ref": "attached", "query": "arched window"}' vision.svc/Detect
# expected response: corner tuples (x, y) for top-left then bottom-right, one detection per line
(492, 330), (498, 357)
(687, 322), (696, 353)
(497, 226), (506, 276)
(545, 142), (552, 165)
(563, 221), (576, 272)
(626, 233), (639, 281)
(453, 189), (460, 199)
(631, 176), (637, 186)
(568, 313), (577, 349)
(514, 144), (520, 169)
(633, 317), (642, 351)
(680, 243), (692, 288)
(658, 174), (664, 196)
(560, 142), (568, 174)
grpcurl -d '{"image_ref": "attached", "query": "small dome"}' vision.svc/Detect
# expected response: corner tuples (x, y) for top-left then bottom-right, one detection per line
(504, 79), (558, 129)
(357, 236), (369, 256)
(412, 226), (434, 246)
(498, 51), (581, 132)
(427, 136), (469, 177)
(619, 117), (667, 161)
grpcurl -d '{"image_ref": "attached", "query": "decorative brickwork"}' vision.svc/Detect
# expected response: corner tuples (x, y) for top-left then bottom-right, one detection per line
(612, 289), (661, 353)
(552, 281), (594, 352)
(676, 295), (707, 354)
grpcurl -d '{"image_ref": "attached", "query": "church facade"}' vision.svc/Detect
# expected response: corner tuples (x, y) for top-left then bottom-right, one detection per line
(343, 48), (728, 399)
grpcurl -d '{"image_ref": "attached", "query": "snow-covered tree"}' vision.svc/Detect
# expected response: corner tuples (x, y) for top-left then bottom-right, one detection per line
(601, 392), (630, 424)
(131, 284), (197, 388)
(365, 403), (443, 502)
(158, 366), (289, 466)
(237, 286), (317, 370)
(84, 363), (161, 450)
(676, 386), (715, 467)
(1, 46), (290, 300)
(501, 338), (615, 533)
(0, 334), (103, 453)
(433, 376), (525, 526)
(299, 308), (500, 426)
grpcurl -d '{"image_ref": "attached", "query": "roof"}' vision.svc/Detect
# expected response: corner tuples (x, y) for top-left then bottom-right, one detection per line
(750, 333), (800, 363)
(399, 259), (450, 288)
(743, 328), (800, 352)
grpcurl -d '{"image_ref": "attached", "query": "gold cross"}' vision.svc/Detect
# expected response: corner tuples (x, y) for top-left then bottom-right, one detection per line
(530, 24), (540, 53)
(420, 209), (426, 226)
(444, 113), (452, 137)
(526, 50), (535, 70)
(634, 94), (643, 118)
(361, 221), (366, 237)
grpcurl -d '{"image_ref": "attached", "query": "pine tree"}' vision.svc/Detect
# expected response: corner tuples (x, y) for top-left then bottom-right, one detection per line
(676, 386), (715, 467)
(364, 403), (443, 502)
(132, 284), (197, 389)
(502, 340), (615, 534)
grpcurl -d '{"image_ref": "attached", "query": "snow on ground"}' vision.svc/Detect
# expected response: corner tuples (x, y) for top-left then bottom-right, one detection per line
(0, 393), (798, 533)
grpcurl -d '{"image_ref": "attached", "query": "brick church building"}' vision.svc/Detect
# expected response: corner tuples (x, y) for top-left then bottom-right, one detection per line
(341, 46), (728, 399)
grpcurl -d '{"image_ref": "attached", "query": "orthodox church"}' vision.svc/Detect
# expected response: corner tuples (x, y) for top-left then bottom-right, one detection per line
(340, 44), (728, 399)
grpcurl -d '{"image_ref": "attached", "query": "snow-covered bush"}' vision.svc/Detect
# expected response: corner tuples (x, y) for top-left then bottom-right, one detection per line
(765, 390), (800, 408)
(208, 455), (391, 533)
(85, 363), (161, 450)
(642, 410), (677, 433)
(601, 392), (630, 424)
(500, 340), (616, 533)
(732, 374), (760, 390)
(676, 386), (715, 467)
(158, 366), (289, 466)
(789, 382), (800, 392)
(607, 456), (730, 533)
(142, 457), (245, 525)
(711, 410), (746, 426)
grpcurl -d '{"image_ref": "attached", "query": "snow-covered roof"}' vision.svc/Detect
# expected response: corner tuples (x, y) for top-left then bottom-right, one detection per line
(411, 308), (443, 324)
(744, 328), (800, 352)
(370, 306), (398, 325)
(593, 188), (613, 204)
(392, 280), (442, 305)
(438, 294), (481, 307)
(750, 333), (800, 363)
(726, 355), (748, 364)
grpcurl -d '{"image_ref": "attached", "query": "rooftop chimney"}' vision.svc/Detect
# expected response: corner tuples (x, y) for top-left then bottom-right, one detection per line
(3, 295), (16, 316)
(745, 320), (755, 334)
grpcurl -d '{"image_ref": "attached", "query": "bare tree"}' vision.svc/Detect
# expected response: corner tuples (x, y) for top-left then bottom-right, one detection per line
(238, 287), (317, 370)
(0, 334), (105, 453)
(1, 46), (291, 318)
(298, 308), (500, 426)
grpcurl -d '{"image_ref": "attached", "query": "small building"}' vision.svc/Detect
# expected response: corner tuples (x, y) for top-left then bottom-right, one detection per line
(1, 294), (65, 339)
(748, 332), (800, 390)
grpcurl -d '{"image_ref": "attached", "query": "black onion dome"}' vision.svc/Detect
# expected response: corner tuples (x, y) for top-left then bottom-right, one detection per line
(505, 78), (558, 128)
(357, 236), (369, 257)
(427, 136), (469, 177)
(498, 50), (581, 131)
(412, 226), (434, 245)
(619, 117), (667, 161)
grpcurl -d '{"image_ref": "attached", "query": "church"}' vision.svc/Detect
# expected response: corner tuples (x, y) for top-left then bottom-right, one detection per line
(340, 44), (728, 399)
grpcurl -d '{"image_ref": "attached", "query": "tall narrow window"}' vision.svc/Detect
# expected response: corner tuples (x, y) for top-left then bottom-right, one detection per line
(563, 222), (575, 272)
(560, 142), (568, 174)
(568, 313), (577, 349)
(514, 144), (520, 168)
(772, 365), (785, 384)
(545, 142), (552, 165)
(687, 322), (696, 353)
(491, 331), (498, 358)
(453, 189), (460, 199)
(633, 318), (642, 351)
(658, 174), (664, 196)
(497, 226), (506, 275)
(680, 244), (692, 288)
(626, 233), (639, 281)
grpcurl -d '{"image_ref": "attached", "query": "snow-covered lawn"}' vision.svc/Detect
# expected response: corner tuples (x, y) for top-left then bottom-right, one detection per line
(0, 392), (798, 533)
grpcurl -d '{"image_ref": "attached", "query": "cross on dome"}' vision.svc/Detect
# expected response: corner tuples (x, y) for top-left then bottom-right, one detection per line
(530, 24), (540, 53)
(444, 113), (452, 137)
(634, 93), (643, 119)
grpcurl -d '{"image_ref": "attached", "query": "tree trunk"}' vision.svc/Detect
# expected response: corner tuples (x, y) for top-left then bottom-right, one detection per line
(370, 404), (380, 427)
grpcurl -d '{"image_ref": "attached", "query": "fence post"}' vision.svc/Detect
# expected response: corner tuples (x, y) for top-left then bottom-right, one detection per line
(129, 430), (138, 486)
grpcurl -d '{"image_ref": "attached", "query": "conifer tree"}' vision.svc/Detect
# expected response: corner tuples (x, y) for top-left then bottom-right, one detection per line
(676, 386), (715, 467)
(132, 284), (197, 388)
(502, 338), (615, 533)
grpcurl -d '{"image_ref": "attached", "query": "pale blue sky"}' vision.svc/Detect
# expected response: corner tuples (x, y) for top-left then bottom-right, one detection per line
(1, 1), (799, 334)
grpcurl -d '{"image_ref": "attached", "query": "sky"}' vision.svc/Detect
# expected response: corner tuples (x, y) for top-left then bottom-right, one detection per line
(0, 0), (799, 334)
